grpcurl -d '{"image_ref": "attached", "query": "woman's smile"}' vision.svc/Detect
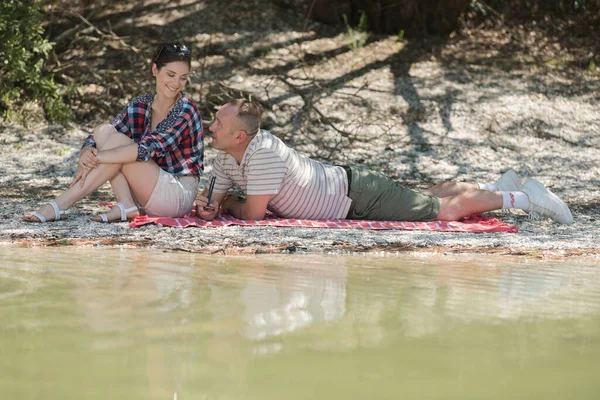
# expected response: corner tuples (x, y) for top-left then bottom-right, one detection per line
(166, 83), (180, 92)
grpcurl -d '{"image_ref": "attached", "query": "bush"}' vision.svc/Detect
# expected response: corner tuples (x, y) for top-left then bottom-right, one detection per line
(0, 0), (71, 122)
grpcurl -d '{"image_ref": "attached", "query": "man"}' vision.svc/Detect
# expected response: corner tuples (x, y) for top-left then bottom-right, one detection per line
(196, 99), (573, 225)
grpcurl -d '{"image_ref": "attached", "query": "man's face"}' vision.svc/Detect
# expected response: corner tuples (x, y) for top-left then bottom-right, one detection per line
(209, 103), (239, 151)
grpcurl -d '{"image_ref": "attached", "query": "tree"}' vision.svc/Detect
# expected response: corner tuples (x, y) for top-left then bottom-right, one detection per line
(0, 0), (70, 122)
(311, 0), (470, 35)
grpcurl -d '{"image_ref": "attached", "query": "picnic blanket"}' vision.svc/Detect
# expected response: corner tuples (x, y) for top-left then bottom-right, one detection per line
(129, 213), (518, 233)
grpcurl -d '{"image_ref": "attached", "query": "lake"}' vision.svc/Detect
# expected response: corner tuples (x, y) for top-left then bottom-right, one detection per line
(1, 247), (599, 399)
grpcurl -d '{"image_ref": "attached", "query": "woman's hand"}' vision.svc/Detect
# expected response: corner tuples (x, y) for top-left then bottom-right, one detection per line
(79, 146), (99, 170)
(71, 147), (99, 188)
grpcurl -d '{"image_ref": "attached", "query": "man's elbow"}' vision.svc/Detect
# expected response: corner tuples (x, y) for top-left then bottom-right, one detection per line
(241, 210), (266, 221)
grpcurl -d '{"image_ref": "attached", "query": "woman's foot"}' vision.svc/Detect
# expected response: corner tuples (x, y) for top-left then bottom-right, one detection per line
(91, 203), (139, 223)
(23, 201), (71, 223)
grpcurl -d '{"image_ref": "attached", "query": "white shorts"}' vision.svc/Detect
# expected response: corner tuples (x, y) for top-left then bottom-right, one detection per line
(143, 168), (198, 217)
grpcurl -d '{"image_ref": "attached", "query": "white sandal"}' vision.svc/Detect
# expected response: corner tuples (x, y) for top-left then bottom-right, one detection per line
(97, 202), (138, 223)
(24, 200), (70, 223)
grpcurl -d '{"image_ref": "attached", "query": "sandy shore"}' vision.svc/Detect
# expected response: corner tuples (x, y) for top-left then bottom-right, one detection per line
(1, 101), (598, 259)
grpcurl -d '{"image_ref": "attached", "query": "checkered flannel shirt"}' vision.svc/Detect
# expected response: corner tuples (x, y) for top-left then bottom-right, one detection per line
(84, 93), (204, 176)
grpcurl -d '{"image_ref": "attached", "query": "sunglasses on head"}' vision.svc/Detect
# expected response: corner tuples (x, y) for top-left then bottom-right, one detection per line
(154, 44), (191, 63)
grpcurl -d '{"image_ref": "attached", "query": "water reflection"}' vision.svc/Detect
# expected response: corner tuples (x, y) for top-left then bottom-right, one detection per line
(239, 261), (346, 342)
(1, 248), (600, 399)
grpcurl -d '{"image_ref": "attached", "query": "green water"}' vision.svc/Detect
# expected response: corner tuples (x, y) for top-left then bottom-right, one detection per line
(1, 248), (599, 400)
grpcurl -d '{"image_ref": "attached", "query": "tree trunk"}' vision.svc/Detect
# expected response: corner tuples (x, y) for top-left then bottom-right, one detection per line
(311, 0), (470, 35)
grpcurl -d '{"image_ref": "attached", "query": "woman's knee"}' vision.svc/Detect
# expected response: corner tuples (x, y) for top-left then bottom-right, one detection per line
(94, 124), (133, 150)
(93, 124), (118, 148)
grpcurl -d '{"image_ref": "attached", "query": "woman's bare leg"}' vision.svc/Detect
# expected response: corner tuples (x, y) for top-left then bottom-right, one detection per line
(89, 173), (141, 222)
(87, 124), (141, 221)
(86, 125), (139, 221)
(91, 124), (160, 204)
(24, 126), (160, 221)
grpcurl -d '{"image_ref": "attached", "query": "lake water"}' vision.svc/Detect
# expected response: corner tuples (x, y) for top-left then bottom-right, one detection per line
(1, 247), (599, 399)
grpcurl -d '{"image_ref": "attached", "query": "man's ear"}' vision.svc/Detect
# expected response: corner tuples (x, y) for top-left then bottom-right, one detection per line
(234, 130), (248, 143)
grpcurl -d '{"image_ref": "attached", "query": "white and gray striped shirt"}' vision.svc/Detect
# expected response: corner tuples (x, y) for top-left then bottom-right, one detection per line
(212, 130), (351, 219)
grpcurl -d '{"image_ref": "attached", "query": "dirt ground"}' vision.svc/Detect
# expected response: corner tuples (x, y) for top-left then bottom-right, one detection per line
(1, 0), (599, 258)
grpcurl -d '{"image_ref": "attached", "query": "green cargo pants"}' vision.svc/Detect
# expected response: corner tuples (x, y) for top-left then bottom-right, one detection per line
(342, 165), (440, 221)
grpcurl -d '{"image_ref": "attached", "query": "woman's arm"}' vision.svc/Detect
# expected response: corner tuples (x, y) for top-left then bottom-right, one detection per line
(137, 100), (201, 160)
(71, 141), (138, 188)
(96, 143), (139, 164)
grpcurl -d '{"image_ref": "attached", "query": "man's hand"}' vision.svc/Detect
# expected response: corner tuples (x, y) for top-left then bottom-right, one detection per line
(195, 190), (226, 221)
(195, 194), (219, 220)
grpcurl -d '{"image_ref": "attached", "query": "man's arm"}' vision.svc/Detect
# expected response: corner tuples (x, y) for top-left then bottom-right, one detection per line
(221, 194), (271, 220)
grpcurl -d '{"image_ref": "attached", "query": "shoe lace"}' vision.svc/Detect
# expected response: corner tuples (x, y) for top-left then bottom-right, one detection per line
(528, 211), (541, 220)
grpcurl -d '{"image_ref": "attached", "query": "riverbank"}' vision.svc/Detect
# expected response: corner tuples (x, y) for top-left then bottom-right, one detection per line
(1, 117), (598, 259)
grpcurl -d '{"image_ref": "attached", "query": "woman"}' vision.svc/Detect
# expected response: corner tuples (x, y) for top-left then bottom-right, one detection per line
(23, 43), (204, 223)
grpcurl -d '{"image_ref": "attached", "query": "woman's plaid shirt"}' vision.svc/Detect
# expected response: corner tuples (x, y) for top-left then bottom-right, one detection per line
(86, 93), (204, 176)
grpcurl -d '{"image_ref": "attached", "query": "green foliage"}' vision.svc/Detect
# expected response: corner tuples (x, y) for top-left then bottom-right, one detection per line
(357, 11), (369, 31)
(55, 146), (70, 157)
(342, 12), (369, 50)
(0, 0), (71, 123)
(397, 29), (405, 42)
(469, 0), (493, 17)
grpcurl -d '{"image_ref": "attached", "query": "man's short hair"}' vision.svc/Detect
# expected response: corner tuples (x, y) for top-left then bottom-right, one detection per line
(229, 99), (261, 137)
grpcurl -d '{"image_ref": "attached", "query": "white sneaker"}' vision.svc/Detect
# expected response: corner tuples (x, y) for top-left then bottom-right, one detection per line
(495, 169), (523, 214)
(495, 169), (523, 192)
(522, 178), (573, 225)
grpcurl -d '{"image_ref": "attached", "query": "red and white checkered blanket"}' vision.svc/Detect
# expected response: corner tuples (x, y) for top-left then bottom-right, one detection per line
(129, 213), (518, 233)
